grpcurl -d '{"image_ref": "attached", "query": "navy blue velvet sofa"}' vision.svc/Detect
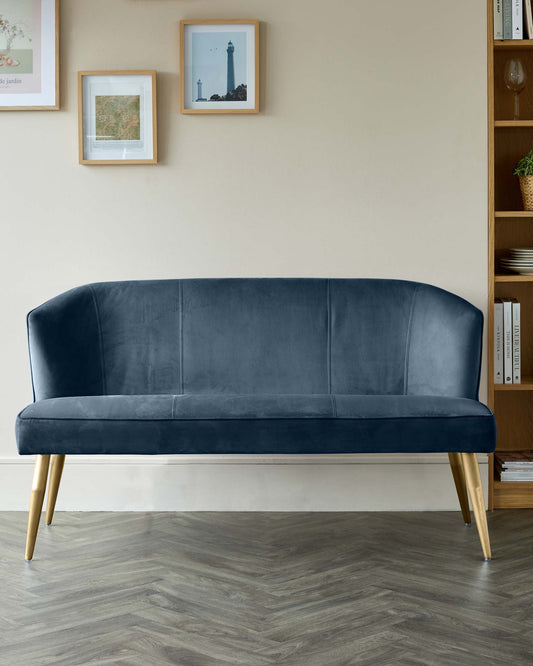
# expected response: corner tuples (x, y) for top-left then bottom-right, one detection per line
(16, 279), (496, 560)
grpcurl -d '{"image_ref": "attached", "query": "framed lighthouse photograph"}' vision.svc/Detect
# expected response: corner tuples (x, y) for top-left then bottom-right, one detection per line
(180, 20), (259, 114)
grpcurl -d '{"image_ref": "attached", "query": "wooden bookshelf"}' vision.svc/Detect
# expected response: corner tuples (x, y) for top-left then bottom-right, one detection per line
(494, 39), (533, 49)
(494, 377), (533, 390)
(495, 120), (533, 126)
(495, 210), (533, 216)
(492, 481), (533, 508)
(495, 274), (533, 281)
(488, 2), (533, 509)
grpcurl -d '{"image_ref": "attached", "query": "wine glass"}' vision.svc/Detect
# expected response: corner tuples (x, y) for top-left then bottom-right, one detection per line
(504, 59), (527, 120)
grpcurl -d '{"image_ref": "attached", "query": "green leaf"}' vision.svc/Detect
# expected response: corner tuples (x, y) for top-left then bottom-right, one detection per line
(514, 149), (533, 176)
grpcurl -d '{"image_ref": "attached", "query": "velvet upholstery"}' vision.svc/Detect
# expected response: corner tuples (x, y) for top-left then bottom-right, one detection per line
(17, 394), (494, 455)
(16, 279), (496, 456)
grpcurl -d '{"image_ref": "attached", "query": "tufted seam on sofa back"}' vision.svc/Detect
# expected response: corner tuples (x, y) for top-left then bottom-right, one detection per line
(178, 280), (184, 395)
(89, 285), (107, 396)
(403, 284), (420, 396)
(327, 278), (331, 394)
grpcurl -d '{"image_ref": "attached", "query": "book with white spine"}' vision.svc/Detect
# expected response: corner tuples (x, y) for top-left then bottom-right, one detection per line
(512, 0), (523, 38)
(494, 299), (504, 384)
(494, 0), (503, 39)
(512, 300), (521, 383)
(503, 299), (513, 384)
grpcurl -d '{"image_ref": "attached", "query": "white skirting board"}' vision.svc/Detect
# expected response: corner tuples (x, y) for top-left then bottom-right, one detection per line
(0, 454), (489, 511)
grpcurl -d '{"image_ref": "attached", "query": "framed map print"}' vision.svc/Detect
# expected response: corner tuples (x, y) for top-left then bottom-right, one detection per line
(180, 20), (259, 114)
(0, 0), (59, 110)
(78, 70), (157, 165)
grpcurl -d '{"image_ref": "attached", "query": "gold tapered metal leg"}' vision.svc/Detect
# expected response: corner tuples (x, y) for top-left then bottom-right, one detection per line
(461, 452), (492, 560)
(448, 452), (471, 525)
(25, 454), (51, 561)
(45, 455), (65, 526)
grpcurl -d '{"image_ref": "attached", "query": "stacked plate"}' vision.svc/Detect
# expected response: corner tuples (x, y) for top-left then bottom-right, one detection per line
(500, 248), (533, 275)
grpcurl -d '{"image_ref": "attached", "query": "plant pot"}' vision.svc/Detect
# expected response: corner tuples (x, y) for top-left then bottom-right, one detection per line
(519, 175), (533, 211)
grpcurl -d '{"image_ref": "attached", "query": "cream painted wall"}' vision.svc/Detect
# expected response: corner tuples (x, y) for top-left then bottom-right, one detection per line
(1, 0), (487, 509)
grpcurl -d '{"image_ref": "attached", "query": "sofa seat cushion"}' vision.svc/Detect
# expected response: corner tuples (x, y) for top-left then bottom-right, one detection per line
(16, 394), (496, 456)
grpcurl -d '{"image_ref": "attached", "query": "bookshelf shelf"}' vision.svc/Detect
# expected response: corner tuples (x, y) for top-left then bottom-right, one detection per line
(488, 2), (533, 510)
(494, 378), (533, 390)
(495, 120), (533, 127)
(493, 39), (533, 49)
(495, 211), (533, 217)
(493, 480), (533, 488)
(493, 480), (533, 508)
(495, 274), (533, 282)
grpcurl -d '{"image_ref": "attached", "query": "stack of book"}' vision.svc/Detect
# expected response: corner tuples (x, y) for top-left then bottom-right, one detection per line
(494, 0), (533, 39)
(496, 451), (533, 481)
(494, 299), (521, 384)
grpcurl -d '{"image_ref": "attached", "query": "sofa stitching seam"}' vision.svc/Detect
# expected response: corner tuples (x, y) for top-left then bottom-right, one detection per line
(18, 415), (494, 422)
(331, 394), (337, 417)
(403, 284), (420, 396)
(327, 279), (332, 394)
(179, 280), (184, 395)
(26, 310), (36, 403)
(89, 285), (107, 395)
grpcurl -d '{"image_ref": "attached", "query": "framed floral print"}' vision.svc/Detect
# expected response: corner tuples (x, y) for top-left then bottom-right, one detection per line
(78, 70), (157, 165)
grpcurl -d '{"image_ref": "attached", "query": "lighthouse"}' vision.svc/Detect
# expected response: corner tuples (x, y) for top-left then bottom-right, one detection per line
(196, 79), (206, 101)
(226, 41), (235, 93)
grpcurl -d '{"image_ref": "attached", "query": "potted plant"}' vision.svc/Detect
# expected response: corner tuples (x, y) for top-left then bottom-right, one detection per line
(514, 149), (533, 210)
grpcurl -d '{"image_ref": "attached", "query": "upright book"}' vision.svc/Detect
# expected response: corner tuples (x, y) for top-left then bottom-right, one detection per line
(494, 299), (504, 384)
(512, 0), (523, 38)
(503, 299), (513, 384)
(494, 0), (503, 39)
(503, 0), (513, 39)
(512, 300), (521, 383)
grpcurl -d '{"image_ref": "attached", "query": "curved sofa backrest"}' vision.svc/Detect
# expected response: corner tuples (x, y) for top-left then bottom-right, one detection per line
(27, 279), (483, 401)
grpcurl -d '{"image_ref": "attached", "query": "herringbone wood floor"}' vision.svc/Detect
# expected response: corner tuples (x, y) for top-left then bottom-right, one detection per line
(0, 511), (532, 665)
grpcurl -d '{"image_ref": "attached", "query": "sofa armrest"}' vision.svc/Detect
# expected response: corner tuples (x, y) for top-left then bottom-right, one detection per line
(406, 284), (483, 400)
(27, 285), (105, 400)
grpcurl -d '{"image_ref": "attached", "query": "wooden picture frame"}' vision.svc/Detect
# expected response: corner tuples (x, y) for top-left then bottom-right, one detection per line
(180, 19), (259, 114)
(78, 70), (157, 165)
(0, 0), (59, 110)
